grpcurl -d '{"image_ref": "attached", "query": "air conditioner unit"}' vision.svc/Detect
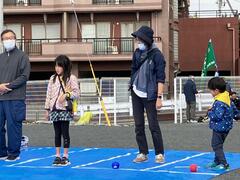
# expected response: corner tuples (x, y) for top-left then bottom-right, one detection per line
(17, 0), (28, 6)
(107, 46), (118, 54)
(107, 0), (120, 5)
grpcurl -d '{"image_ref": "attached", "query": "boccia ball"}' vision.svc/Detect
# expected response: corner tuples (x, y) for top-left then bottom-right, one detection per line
(190, 164), (198, 172)
(112, 162), (120, 169)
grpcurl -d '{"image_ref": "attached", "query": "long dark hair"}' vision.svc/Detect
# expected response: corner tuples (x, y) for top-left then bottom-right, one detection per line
(53, 55), (72, 85)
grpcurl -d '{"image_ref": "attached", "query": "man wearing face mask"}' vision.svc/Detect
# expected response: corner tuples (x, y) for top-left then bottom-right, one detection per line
(129, 26), (166, 163)
(0, 29), (31, 161)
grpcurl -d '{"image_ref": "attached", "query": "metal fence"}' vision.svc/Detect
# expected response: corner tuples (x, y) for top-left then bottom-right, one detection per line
(15, 37), (161, 56)
(189, 10), (239, 18)
(4, 0), (41, 6)
(92, 0), (134, 5)
(26, 77), (173, 125)
(26, 78), (132, 125)
(174, 76), (240, 124)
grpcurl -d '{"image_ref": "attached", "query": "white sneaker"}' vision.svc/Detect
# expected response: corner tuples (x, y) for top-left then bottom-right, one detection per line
(190, 120), (198, 123)
(155, 154), (165, 163)
(133, 153), (148, 163)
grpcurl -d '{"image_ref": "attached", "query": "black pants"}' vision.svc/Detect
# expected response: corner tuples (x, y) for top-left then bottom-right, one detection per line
(53, 121), (70, 148)
(211, 131), (229, 165)
(131, 91), (164, 155)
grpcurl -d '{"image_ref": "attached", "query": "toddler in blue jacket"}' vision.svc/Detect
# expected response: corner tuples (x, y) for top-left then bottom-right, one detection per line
(207, 77), (239, 170)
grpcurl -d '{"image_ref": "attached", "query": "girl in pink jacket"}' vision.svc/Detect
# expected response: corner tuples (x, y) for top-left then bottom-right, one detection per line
(45, 55), (79, 166)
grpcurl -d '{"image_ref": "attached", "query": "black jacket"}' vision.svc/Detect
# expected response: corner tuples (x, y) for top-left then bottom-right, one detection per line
(130, 45), (166, 100)
(183, 79), (198, 103)
(0, 47), (31, 100)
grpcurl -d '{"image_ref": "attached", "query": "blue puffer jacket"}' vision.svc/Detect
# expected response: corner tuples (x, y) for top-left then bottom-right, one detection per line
(130, 45), (166, 100)
(208, 100), (239, 132)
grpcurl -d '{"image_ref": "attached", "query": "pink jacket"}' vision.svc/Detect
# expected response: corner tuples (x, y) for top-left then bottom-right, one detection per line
(45, 74), (80, 111)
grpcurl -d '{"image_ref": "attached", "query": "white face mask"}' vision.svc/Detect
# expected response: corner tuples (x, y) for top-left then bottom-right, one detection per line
(138, 42), (146, 51)
(3, 39), (16, 52)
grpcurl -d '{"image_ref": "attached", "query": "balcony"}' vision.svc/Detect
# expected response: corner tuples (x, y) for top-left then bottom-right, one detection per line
(92, 0), (133, 5)
(16, 37), (162, 61)
(4, 0), (41, 6)
(4, 0), (162, 14)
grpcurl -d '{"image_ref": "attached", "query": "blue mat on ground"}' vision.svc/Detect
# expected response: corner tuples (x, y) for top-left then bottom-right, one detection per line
(0, 147), (239, 180)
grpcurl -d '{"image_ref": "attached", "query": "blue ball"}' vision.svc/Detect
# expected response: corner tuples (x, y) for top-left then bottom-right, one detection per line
(112, 162), (120, 169)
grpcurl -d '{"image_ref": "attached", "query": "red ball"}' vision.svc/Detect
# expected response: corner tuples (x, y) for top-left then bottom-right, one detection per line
(190, 164), (198, 172)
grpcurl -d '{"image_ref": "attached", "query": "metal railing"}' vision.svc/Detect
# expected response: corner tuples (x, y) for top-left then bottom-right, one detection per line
(92, 0), (134, 5)
(189, 10), (239, 18)
(4, 0), (41, 6)
(16, 37), (161, 56)
(174, 76), (240, 124)
(26, 78), (172, 125)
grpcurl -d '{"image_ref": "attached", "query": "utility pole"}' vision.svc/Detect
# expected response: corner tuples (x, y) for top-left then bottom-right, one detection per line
(225, 0), (237, 16)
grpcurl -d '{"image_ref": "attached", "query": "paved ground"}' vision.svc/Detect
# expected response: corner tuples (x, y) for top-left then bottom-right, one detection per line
(22, 121), (240, 179)
(23, 122), (240, 152)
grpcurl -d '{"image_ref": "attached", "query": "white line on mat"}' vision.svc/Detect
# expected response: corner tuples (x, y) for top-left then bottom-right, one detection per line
(79, 167), (219, 176)
(6, 148), (97, 167)
(141, 152), (209, 171)
(72, 153), (132, 169)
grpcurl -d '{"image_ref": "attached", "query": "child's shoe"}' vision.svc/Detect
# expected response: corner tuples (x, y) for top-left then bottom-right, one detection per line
(61, 157), (71, 166)
(52, 157), (61, 166)
(212, 164), (230, 171)
(206, 162), (218, 169)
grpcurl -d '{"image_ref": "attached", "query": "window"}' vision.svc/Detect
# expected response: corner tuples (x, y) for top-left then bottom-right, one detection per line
(96, 22), (110, 38)
(95, 22), (111, 54)
(4, 24), (22, 39)
(31, 23), (61, 42)
(135, 21), (150, 30)
(121, 23), (134, 53)
(81, 24), (95, 42)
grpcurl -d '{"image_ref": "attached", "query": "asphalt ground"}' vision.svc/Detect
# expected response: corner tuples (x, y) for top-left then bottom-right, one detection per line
(22, 121), (240, 179)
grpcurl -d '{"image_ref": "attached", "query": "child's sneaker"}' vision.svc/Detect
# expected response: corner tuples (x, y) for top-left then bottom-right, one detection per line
(52, 157), (61, 166)
(206, 162), (218, 169)
(133, 153), (148, 163)
(212, 164), (230, 171)
(61, 157), (71, 166)
(5, 155), (20, 162)
(155, 154), (165, 163)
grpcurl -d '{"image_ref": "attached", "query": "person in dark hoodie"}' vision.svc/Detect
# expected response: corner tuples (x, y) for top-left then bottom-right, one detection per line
(183, 76), (198, 123)
(129, 26), (166, 163)
(206, 77), (239, 171)
(0, 29), (31, 162)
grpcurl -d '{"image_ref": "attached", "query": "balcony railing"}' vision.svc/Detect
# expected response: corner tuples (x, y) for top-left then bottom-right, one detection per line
(188, 10), (239, 18)
(16, 37), (161, 56)
(92, 0), (133, 5)
(4, 0), (41, 6)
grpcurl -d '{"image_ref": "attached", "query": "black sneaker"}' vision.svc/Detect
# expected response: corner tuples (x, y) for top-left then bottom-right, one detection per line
(52, 157), (61, 166)
(0, 155), (8, 160)
(5, 155), (20, 162)
(61, 157), (71, 166)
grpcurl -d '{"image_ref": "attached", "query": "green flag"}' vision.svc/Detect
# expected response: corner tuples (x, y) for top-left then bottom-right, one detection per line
(201, 39), (217, 77)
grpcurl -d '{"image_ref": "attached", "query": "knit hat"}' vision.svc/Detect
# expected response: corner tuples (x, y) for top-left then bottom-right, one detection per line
(131, 26), (154, 46)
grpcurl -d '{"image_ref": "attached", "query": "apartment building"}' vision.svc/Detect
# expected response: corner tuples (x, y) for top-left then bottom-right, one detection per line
(3, 0), (177, 92)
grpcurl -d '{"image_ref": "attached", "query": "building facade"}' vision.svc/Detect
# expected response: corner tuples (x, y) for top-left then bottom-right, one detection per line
(178, 11), (239, 76)
(3, 0), (176, 93)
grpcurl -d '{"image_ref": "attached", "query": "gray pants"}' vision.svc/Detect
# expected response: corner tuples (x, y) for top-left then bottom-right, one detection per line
(185, 101), (196, 122)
